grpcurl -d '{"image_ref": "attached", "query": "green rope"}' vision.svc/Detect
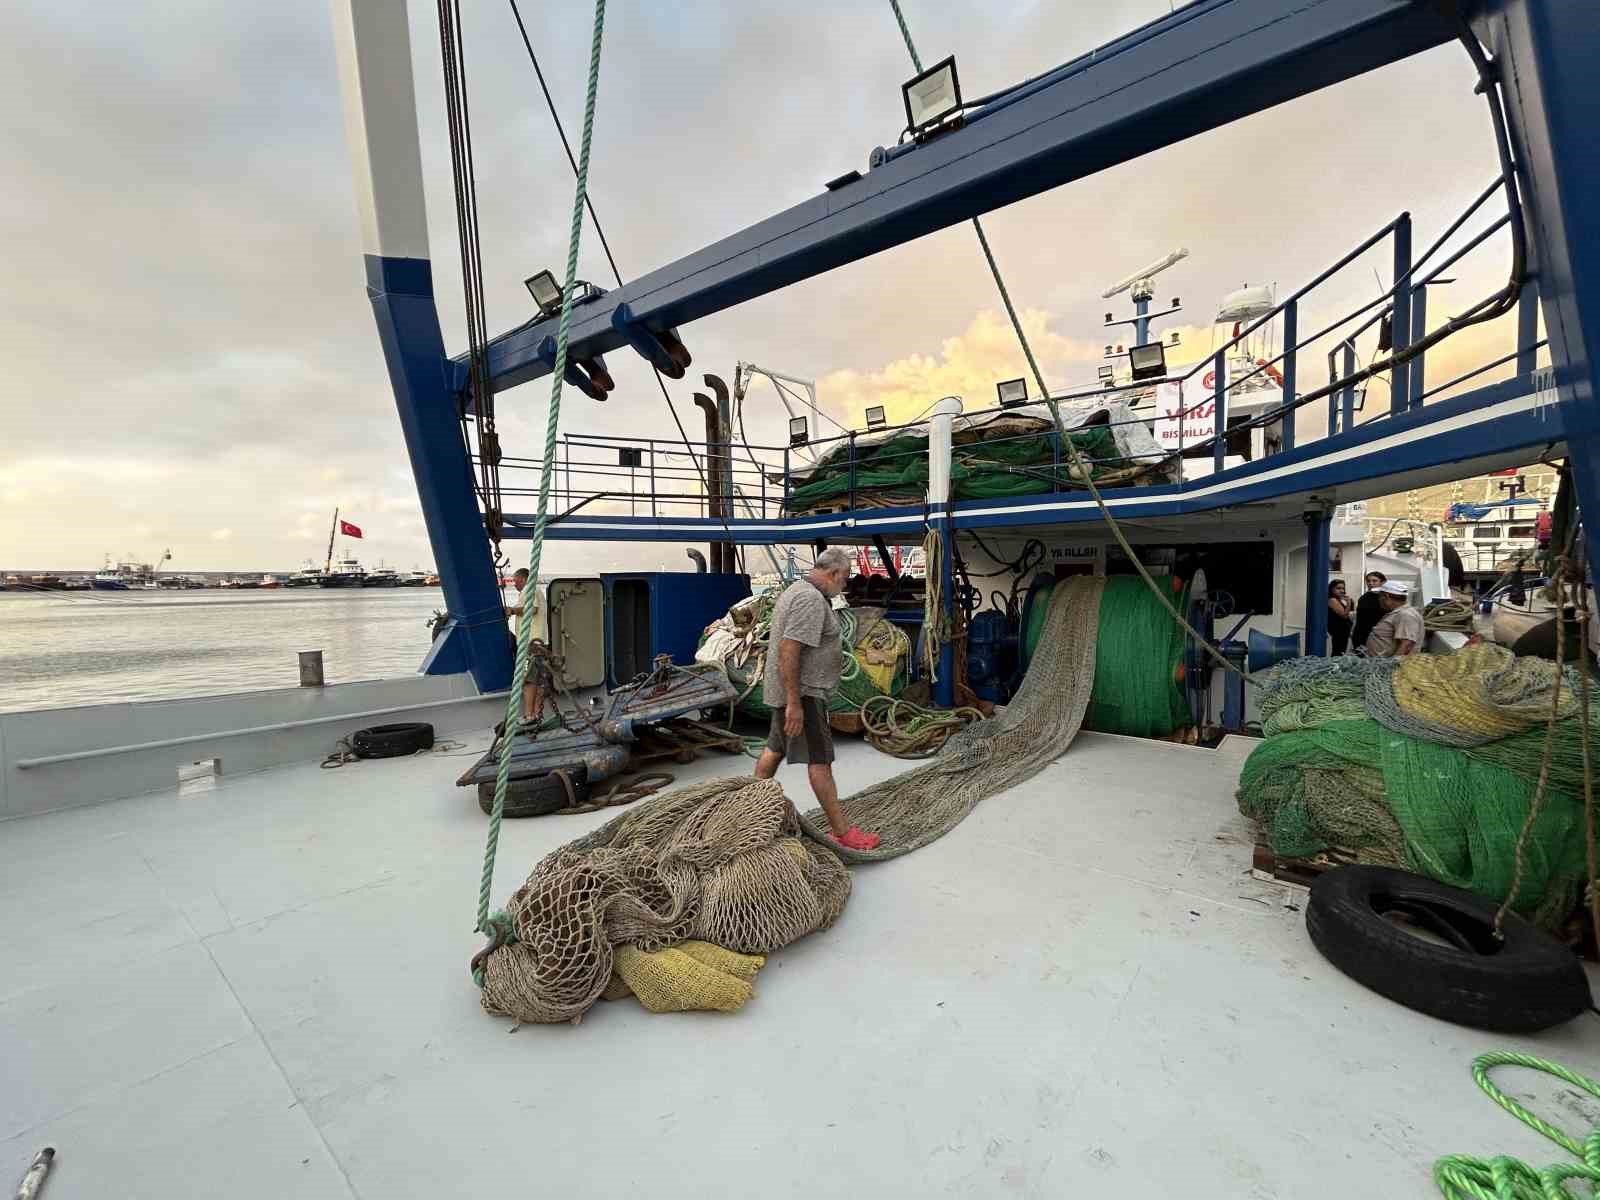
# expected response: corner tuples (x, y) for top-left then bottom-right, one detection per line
(476, 0), (608, 936)
(884, 0), (1250, 690)
(1433, 1052), (1600, 1199)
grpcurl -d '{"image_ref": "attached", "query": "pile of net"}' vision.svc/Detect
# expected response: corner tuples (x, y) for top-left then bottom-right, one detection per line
(479, 576), (1107, 1021)
(1237, 644), (1597, 926)
(782, 400), (1167, 516)
(696, 595), (911, 721)
(479, 776), (852, 1023)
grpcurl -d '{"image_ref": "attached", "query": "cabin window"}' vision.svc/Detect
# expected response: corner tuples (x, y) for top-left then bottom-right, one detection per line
(1506, 524), (1536, 539)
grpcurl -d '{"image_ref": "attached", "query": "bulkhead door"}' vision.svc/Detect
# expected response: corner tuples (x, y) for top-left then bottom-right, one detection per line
(546, 577), (605, 688)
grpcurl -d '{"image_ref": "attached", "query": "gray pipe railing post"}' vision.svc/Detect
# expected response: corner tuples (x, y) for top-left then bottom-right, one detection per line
(1390, 213), (1412, 414)
(1409, 284), (1428, 408)
(1517, 279), (1539, 376)
(1281, 299), (1297, 452)
(1327, 348), (1340, 438)
(1212, 351), (1226, 475)
(1341, 342), (1357, 430)
(847, 431), (858, 511)
(649, 445), (657, 518)
(783, 445), (791, 514)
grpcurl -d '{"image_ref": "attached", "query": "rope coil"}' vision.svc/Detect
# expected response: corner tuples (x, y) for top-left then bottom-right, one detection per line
(1433, 1052), (1600, 1199)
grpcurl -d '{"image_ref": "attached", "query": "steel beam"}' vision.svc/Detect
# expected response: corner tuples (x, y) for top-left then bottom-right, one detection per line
(331, 0), (512, 692)
(1479, 1), (1600, 575)
(463, 0), (1454, 395)
(1303, 508), (1332, 656)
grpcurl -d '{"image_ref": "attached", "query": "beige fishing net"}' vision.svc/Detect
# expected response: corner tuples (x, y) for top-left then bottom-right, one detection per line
(479, 577), (1107, 1022)
(481, 776), (852, 1023)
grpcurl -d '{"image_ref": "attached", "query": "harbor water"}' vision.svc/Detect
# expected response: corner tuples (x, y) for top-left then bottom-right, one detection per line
(0, 589), (496, 713)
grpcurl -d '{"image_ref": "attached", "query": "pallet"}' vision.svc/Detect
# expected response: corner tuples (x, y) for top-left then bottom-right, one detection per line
(630, 717), (745, 766)
(1250, 844), (1353, 889)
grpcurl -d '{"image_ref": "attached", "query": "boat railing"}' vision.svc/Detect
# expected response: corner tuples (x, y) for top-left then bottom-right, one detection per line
(486, 170), (1547, 526)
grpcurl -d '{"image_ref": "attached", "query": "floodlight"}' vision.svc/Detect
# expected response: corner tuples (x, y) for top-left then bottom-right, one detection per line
(618, 447), (643, 468)
(996, 378), (1028, 408)
(1097, 365), (1115, 381)
(902, 56), (961, 135)
(789, 416), (809, 447)
(865, 406), (887, 430)
(525, 270), (562, 316)
(1128, 341), (1167, 381)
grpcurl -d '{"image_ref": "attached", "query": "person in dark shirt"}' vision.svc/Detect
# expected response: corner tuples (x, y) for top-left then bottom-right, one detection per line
(1351, 570), (1387, 651)
(1327, 579), (1355, 655)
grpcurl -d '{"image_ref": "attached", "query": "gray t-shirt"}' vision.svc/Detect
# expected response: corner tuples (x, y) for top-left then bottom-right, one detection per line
(762, 579), (844, 704)
(1365, 605), (1424, 656)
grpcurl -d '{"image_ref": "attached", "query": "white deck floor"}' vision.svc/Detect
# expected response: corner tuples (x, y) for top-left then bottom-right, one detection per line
(4, 729), (1597, 1197)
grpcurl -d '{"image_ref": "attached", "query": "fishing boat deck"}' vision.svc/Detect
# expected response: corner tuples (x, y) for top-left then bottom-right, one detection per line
(4, 728), (1596, 1197)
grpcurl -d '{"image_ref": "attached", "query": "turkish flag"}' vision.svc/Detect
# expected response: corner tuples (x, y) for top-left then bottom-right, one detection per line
(339, 520), (364, 539)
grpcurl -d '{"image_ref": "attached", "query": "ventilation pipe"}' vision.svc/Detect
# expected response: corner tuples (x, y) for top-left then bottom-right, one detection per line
(703, 373), (736, 573)
(692, 391), (726, 572)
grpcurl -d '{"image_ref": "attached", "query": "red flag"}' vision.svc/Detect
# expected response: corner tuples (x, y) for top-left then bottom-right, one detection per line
(339, 520), (364, 539)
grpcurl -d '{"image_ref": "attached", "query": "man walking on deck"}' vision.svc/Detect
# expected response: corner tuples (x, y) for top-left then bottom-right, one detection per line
(755, 548), (881, 851)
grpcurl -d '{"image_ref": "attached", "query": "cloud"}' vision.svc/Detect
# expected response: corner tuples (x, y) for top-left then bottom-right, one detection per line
(209, 528), (234, 542)
(818, 309), (1103, 426)
(0, 0), (1519, 576)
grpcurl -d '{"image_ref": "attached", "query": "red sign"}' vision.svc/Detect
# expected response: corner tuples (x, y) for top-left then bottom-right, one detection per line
(339, 520), (364, 539)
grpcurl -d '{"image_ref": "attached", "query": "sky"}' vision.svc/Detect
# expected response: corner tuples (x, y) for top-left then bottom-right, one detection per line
(0, 0), (1528, 573)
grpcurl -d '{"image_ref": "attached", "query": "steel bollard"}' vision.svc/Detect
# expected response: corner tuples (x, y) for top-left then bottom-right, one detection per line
(298, 650), (325, 687)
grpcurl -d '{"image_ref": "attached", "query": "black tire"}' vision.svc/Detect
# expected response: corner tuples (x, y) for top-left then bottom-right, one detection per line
(477, 771), (591, 818)
(1306, 865), (1592, 1033)
(351, 722), (435, 758)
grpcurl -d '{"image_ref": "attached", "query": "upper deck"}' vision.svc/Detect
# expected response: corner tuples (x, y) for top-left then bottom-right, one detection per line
(4, 725), (1596, 1196)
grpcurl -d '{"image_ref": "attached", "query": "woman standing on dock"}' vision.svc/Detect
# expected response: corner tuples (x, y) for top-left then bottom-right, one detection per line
(1327, 579), (1355, 656)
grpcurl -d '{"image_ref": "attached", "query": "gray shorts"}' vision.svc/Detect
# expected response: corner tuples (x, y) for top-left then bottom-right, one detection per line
(766, 696), (835, 765)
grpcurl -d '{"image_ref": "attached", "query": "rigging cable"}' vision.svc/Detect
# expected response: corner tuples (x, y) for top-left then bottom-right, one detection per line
(477, 0), (608, 935)
(437, 0), (506, 555)
(886, 0), (1249, 685)
(505, 0), (740, 569)
(884, 3), (1529, 687)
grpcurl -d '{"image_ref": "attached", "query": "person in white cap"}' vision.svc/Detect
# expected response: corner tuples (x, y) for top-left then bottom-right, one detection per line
(1363, 580), (1424, 657)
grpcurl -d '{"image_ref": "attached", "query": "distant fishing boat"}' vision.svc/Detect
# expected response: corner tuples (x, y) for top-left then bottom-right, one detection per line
(259, 574), (284, 589)
(286, 562), (324, 587)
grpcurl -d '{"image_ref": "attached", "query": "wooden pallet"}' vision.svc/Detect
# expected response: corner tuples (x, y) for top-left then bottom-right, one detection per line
(1250, 844), (1354, 889)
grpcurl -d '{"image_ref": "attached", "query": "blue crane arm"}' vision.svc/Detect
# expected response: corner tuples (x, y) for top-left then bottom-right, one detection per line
(456, 0), (1453, 397)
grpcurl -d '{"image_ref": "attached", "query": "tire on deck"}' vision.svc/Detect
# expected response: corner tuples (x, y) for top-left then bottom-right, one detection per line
(478, 770), (591, 818)
(351, 722), (435, 758)
(1305, 865), (1591, 1033)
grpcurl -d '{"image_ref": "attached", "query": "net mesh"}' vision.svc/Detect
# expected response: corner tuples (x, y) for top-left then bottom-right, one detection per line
(479, 576), (1109, 1020)
(795, 575), (1106, 860)
(1238, 648), (1595, 926)
(481, 776), (852, 1023)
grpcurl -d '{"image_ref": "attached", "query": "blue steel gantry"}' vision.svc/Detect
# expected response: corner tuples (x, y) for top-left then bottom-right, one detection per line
(332, 0), (1600, 696)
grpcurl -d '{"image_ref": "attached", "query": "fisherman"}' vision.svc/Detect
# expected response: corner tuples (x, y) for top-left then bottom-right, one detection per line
(1363, 580), (1424, 657)
(504, 567), (537, 723)
(754, 548), (881, 851)
(1351, 570), (1388, 651)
